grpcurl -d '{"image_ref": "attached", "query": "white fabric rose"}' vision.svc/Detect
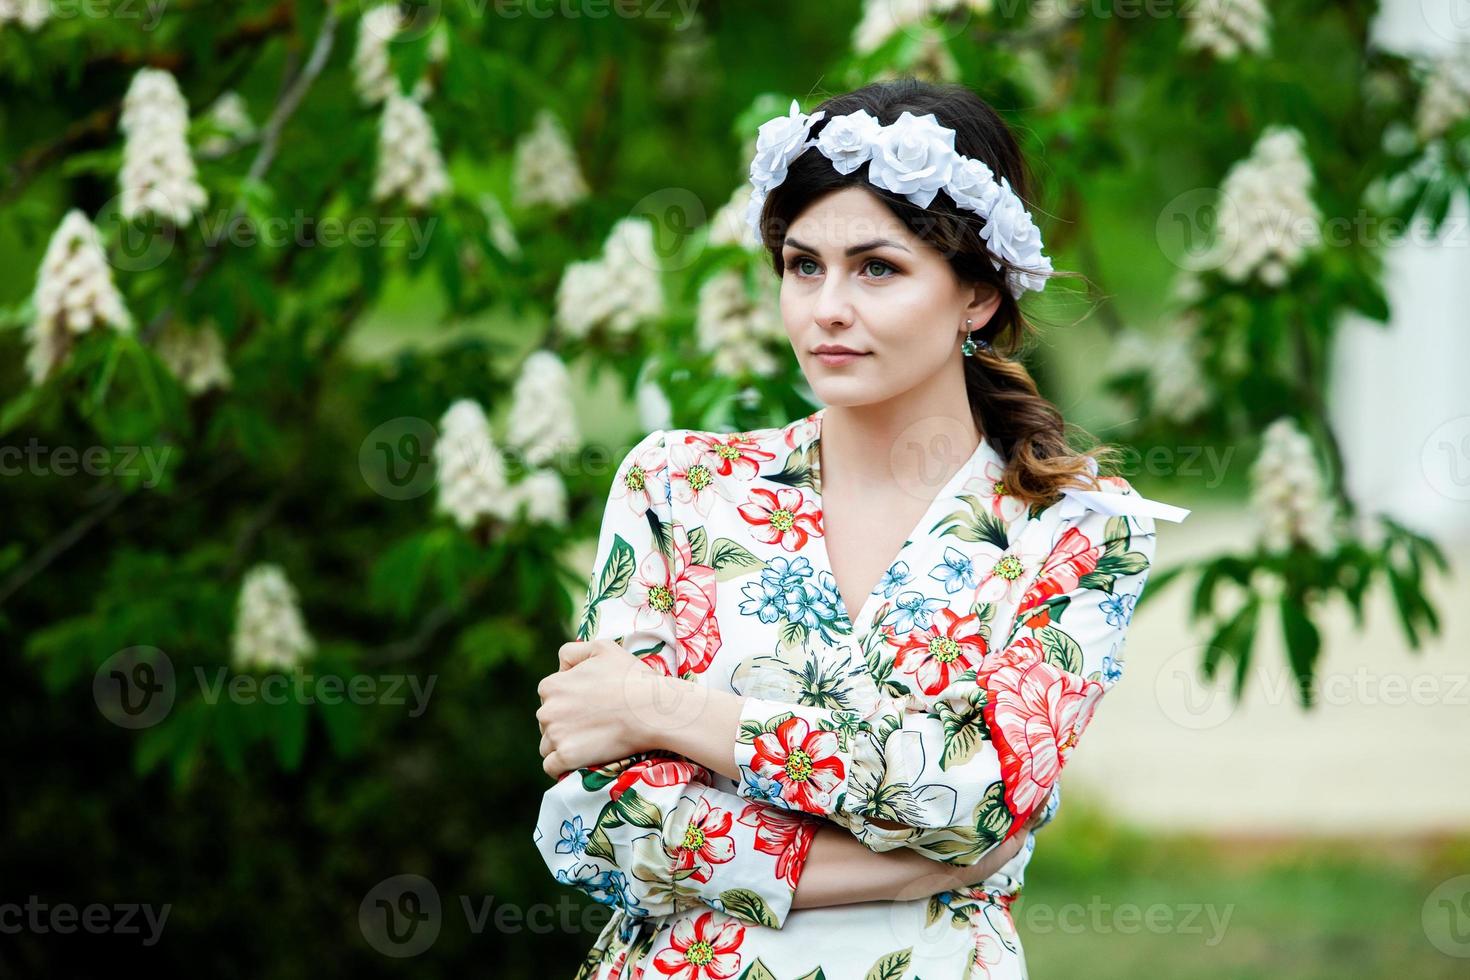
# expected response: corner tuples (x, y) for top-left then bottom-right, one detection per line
(949, 156), (1001, 212)
(814, 108), (882, 175)
(747, 98), (825, 194)
(866, 111), (958, 208)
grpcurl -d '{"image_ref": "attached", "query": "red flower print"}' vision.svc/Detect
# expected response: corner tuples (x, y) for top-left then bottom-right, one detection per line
(608, 757), (710, 804)
(784, 413), (820, 451)
(984, 658), (1104, 830)
(671, 796), (738, 884)
(615, 437), (669, 519)
(747, 715), (845, 814)
(975, 635), (1045, 687)
(610, 946), (646, 980)
(682, 431), (776, 481)
(652, 910), (744, 980)
(737, 804), (817, 890)
(667, 524), (722, 675)
(1016, 525), (1102, 618)
(891, 607), (988, 696)
(737, 487), (823, 553)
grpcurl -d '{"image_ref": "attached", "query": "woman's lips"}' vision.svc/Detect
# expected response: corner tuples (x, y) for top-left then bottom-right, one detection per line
(814, 351), (871, 366)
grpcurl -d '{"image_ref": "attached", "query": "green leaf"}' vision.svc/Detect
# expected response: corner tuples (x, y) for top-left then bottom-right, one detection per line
(613, 788), (663, 829)
(1279, 597), (1320, 708)
(864, 947), (913, 980)
(719, 889), (779, 929)
(1036, 624), (1083, 674)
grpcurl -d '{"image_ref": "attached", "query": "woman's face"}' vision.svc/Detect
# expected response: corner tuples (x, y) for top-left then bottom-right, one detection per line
(778, 186), (1000, 408)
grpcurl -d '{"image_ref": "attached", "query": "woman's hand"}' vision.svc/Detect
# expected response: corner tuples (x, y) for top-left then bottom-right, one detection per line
(535, 640), (664, 778)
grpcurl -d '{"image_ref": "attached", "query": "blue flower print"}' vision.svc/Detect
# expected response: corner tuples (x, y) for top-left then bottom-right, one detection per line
(738, 766), (785, 806)
(555, 815), (590, 856)
(878, 561), (915, 598)
(1101, 649), (1124, 684)
(880, 591), (949, 634)
(763, 555), (814, 592)
(928, 546), (979, 595)
(740, 576), (786, 623)
(784, 578), (840, 632)
(1100, 591), (1136, 628)
(555, 864), (649, 920)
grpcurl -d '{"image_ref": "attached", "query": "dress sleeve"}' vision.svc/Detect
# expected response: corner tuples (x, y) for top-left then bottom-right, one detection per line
(533, 428), (820, 928)
(730, 485), (1161, 867)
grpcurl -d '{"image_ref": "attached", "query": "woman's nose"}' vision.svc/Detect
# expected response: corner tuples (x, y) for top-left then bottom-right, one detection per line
(813, 276), (854, 328)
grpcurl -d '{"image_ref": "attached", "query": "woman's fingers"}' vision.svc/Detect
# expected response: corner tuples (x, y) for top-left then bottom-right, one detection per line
(558, 641), (596, 671)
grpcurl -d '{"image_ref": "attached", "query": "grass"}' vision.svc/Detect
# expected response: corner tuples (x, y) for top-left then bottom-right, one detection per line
(1014, 796), (1470, 978)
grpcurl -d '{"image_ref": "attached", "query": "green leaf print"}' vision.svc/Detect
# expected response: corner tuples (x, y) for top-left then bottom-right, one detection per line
(936, 690), (987, 769)
(1037, 623), (1083, 674)
(688, 525), (709, 567)
(793, 968), (829, 980)
(972, 779), (1012, 843)
(586, 533), (637, 608)
(769, 444), (819, 493)
(933, 492), (1010, 549)
(583, 824), (615, 862)
(864, 946), (912, 980)
(737, 959), (779, 980)
(778, 619), (808, 652)
(613, 787), (663, 829)
(709, 536), (763, 580)
(1081, 515), (1150, 591)
(720, 889), (780, 928)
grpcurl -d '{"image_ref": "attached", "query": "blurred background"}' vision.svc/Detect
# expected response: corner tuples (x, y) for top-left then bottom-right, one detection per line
(2, 0), (1467, 976)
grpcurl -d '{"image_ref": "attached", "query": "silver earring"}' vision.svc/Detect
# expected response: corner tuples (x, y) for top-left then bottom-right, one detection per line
(961, 318), (990, 357)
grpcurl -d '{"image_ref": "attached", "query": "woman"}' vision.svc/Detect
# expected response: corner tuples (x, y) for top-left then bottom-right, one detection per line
(534, 78), (1190, 980)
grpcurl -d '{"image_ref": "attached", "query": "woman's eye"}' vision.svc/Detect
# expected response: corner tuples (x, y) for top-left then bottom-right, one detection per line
(863, 259), (896, 278)
(787, 256), (820, 276)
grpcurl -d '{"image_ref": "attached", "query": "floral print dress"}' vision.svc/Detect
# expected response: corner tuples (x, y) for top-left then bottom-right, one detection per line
(533, 407), (1190, 980)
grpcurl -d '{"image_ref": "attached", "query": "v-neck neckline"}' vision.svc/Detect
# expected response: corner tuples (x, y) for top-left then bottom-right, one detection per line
(806, 406), (999, 638)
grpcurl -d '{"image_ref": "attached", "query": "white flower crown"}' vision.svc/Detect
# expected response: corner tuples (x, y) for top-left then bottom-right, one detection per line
(744, 100), (1054, 299)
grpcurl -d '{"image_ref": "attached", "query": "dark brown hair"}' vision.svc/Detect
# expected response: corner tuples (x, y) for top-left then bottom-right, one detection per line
(754, 77), (1120, 511)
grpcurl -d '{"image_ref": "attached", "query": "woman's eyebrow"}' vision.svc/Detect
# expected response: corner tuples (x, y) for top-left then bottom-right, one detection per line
(782, 237), (913, 256)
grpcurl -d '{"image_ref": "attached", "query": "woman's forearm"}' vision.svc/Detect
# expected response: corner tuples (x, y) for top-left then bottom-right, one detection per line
(790, 820), (1033, 909)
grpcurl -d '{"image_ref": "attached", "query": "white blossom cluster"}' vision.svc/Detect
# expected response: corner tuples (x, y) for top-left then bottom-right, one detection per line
(353, 4), (407, 105)
(352, 5), (448, 105)
(372, 91), (450, 208)
(1181, 0), (1271, 61)
(155, 320), (232, 396)
(0, 0), (48, 30)
(507, 467), (569, 527)
(554, 218), (665, 339)
(231, 564), (316, 672)
(696, 268), (785, 377)
(636, 376), (673, 433)
(1249, 417), (1337, 554)
(199, 91), (257, 157)
(1209, 126), (1321, 287)
(434, 399), (513, 530)
(852, 0), (992, 56)
(26, 210), (133, 384)
(505, 350), (581, 469)
(512, 109), (589, 211)
(1415, 48), (1470, 143)
(433, 395), (569, 530)
(1108, 321), (1211, 425)
(119, 68), (208, 225)
(708, 184), (760, 250)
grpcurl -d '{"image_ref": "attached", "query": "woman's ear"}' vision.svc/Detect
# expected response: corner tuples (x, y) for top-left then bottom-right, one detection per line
(965, 282), (1003, 328)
